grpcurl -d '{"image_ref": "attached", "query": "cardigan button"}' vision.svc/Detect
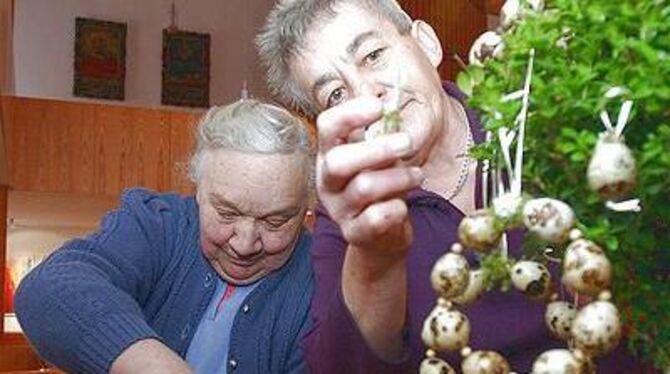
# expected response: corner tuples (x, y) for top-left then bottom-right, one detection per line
(180, 324), (191, 340)
(228, 359), (238, 370)
(242, 304), (250, 313)
(204, 273), (213, 288)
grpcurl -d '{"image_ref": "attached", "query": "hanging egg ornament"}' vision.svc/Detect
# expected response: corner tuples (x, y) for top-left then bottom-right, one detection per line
(468, 31), (505, 66)
(452, 269), (486, 305)
(458, 209), (502, 251)
(571, 300), (622, 357)
(545, 301), (578, 340)
(431, 252), (470, 299)
(510, 261), (552, 299)
(420, 355), (456, 374)
(500, 0), (545, 30)
(532, 349), (591, 374)
(421, 300), (471, 352)
(587, 132), (637, 200)
(522, 198), (575, 244)
(562, 239), (612, 296)
(462, 350), (511, 374)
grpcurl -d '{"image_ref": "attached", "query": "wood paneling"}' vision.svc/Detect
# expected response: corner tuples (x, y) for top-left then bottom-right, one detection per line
(1, 96), (202, 197)
(399, 0), (488, 80)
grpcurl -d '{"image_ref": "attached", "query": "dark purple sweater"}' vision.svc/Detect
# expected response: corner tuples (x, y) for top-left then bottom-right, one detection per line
(303, 82), (651, 373)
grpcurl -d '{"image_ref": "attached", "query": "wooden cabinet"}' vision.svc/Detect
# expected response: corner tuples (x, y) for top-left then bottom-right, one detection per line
(2, 96), (203, 196)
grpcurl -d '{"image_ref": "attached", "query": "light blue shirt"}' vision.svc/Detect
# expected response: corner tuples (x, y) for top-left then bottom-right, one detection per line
(186, 277), (261, 374)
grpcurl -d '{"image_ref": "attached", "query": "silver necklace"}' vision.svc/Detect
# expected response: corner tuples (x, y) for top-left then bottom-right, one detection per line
(422, 100), (474, 200)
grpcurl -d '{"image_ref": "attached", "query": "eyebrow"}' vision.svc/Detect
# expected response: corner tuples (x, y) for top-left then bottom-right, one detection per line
(346, 30), (379, 56)
(210, 193), (301, 219)
(311, 30), (382, 99)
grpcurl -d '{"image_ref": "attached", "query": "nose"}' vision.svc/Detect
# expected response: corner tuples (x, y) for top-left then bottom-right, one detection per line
(228, 218), (262, 257)
(354, 76), (387, 100)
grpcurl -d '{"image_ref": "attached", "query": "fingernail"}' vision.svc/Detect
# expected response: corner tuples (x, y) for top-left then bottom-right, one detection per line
(386, 132), (412, 157)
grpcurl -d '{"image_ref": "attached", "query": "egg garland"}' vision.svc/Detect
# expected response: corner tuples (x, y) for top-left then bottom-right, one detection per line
(420, 4), (635, 370)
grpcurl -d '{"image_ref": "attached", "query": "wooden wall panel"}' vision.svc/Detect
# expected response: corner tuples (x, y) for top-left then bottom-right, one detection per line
(399, 0), (488, 80)
(69, 102), (97, 195)
(1, 96), (203, 198)
(169, 111), (200, 195)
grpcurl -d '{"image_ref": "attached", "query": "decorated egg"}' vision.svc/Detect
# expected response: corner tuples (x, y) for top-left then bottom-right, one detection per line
(462, 350), (511, 374)
(452, 269), (486, 305)
(501, 0), (545, 29)
(522, 198), (575, 243)
(587, 133), (637, 200)
(532, 349), (591, 374)
(421, 303), (471, 352)
(571, 301), (622, 357)
(458, 209), (502, 251)
(562, 239), (612, 296)
(364, 120), (385, 141)
(420, 356), (456, 374)
(545, 301), (577, 340)
(468, 31), (505, 66)
(511, 261), (552, 299)
(431, 252), (470, 299)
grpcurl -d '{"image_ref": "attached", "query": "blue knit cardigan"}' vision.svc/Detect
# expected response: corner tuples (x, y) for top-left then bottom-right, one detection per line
(15, 189), (314, 373)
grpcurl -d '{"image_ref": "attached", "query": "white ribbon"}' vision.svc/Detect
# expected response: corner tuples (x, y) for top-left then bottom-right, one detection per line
(599, 90), (634, 138)
(606, 198), (642, 212)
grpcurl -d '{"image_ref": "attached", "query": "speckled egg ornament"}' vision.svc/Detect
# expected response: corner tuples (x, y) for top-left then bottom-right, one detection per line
(420, 355), (456, 374)
(462, 350), (511, 374)
(571, 299), (622, 357)
(522, 198), (575, 244)
(544, 301), (578, 341)
(587, 132), (637, 200)
(431, 252), (471, 299)
(458, 209), (502, 251)
(469, 31), (505, 66)
(421, 300), (471, 352)
(532, 349), (592, 374)
(510, 261), (552, 299)
(562, 239), (612, 296)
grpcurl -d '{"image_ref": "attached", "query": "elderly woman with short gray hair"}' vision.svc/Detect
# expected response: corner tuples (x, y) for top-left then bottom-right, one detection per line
(15, 99), (316, 374)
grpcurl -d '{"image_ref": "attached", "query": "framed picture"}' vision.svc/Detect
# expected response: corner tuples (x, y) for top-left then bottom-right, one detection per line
(73, 17), (127, 100)
(162, 29), (210, 108)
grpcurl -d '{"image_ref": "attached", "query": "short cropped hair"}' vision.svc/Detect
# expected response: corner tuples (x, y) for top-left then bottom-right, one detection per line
(188, 99), (315, 194)
(256, 0), (412, 119)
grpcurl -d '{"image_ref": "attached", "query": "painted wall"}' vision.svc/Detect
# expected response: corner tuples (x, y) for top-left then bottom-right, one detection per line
(12, 0), (274, 108)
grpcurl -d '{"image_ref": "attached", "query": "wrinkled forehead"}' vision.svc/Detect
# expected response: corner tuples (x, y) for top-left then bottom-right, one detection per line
(289, 4), (397, 88)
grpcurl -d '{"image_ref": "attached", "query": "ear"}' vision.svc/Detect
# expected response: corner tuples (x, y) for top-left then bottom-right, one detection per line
(411, 20), (443, 67)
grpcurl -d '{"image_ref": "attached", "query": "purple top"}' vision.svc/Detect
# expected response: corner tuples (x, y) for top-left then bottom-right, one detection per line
(303, 82), (652, 373)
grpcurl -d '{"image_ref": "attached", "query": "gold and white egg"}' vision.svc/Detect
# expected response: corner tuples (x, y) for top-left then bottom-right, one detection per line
(544, 301), (577, 341)
(430, 252), (470, 299)
(421, 302), (471, 352)
(522, 198), (575, 244)
(587, 133), (637, 200)
(562, 239), (612, 296)
(532, 349), (593, 374)
(458, 209), (502, 251)
(419, 356), (456, 374)
(462, 350), (511, 374)
(510, 261), (552, 299)
(571, 300), (622, 357)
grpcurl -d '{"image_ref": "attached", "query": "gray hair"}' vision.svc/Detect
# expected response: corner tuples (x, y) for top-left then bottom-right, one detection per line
(188, 99), (315, 194)
(256, 0), (412, 120)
